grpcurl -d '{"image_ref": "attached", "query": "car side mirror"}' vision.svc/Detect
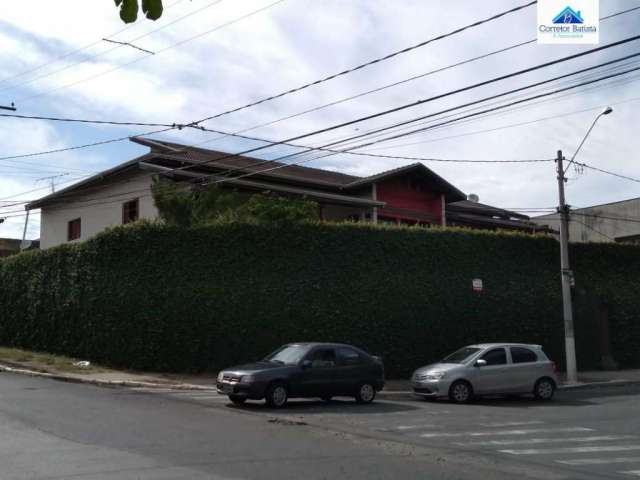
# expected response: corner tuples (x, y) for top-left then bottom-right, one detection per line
(301, 360), (312, 369)
(475, 359), (487, 368)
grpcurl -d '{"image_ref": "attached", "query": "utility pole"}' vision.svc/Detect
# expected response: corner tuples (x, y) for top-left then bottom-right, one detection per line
(36, 173), (68, 193)
(556, 150), (577, 384)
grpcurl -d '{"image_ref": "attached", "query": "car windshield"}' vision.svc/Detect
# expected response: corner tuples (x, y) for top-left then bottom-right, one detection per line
(264, 345), (312, 365)
(441, 347), (481, 364)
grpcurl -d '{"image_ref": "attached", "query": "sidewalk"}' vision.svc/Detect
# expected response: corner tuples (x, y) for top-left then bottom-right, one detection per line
(2, 355), (640, 393)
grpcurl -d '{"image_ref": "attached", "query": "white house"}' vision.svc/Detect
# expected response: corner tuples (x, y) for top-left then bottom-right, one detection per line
(532, 197), (640, 244)
(28, 137), (539, 249)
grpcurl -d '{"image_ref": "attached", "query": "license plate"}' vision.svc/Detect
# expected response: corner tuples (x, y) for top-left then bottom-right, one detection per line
(222, 384), (234, 394)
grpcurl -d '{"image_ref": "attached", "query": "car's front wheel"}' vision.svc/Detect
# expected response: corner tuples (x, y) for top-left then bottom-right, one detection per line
(265, 382), (288, 408)
(533, 378), (555, 401)
(228, 395), (246, 405)
(355, 382), (376, 404)
(448, 380), (473, 403)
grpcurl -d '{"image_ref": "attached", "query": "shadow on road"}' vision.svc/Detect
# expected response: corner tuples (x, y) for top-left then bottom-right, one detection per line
(227, 397), (421, 415)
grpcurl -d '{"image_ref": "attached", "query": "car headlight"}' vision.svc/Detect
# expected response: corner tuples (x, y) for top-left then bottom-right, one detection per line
(217, 371), (224, 382)
(425, 372), (446, 380)
(240, 375), (254, 383)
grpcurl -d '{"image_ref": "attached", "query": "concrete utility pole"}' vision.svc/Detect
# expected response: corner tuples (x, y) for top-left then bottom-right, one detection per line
(555, 149), (577, 384)
(556, 105), (612, 384)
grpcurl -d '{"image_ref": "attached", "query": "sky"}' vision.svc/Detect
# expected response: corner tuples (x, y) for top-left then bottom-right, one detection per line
(1, 0), (639, 239)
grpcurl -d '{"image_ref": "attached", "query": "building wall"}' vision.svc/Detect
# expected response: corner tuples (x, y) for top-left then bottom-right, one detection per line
(532, 198), (640, 243)
(375, 176), (443, 224)
(39, 171), (158, 249)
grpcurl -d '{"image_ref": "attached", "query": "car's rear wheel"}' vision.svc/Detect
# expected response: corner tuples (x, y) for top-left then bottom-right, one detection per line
(448, 380), (473, 403)
(265, 382), (288, 408)
(355, 382), (376, 404)
(533, 377), (555, 401)
(228, 395), (246, 405)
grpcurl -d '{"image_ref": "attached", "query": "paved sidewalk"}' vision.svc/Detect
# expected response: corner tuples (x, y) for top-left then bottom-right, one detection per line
(2, 356), (640, 392)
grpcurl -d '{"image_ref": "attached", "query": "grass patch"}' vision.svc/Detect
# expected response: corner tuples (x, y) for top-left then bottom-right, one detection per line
(0, 347), (108, 374)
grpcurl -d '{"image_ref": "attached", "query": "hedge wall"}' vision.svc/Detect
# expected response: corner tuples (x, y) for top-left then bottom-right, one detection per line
(1, 222), (639, 377)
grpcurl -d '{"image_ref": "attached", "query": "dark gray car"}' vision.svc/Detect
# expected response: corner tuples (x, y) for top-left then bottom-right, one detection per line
(216, 343), (385, 408)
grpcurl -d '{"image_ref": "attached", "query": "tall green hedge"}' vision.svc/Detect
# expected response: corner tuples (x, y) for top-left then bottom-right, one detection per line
(1, 222), (638, 377)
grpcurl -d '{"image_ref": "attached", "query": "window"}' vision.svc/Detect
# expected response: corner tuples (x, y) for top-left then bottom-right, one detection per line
(122, 198), (139, 224)
(481, 348), (507, 366)
(442, 347), (481, 364)
(308, 348), (336, 368)
(264, 344), (312, 365)
(337, 347), (361, 365)
(67, 218), (81, 241)
(510, 347), (538, 364)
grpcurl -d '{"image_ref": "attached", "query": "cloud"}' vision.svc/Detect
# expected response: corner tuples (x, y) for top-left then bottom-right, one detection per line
(1, 0), (640, 240)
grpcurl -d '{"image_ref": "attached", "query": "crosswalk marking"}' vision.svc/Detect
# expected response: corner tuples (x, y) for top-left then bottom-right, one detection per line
(501, 445), (640, 455)
(455, 435), (635, 447)
(619, 471), (640, 477)
(477, 421), (545, 427)
(557, 457), (640, 466)
(419, 427), (592, 438)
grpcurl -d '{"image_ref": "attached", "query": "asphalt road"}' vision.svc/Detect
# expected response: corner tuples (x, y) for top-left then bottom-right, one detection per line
(1, 372), (639, 480)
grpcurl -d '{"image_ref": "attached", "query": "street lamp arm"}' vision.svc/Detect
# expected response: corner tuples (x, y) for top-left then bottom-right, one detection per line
(565, 106), (612, 173)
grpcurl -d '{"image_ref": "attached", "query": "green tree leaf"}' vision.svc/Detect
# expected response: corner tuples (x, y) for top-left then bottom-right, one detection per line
(142, 0), (163, 20)
(118, 0), (139, 23)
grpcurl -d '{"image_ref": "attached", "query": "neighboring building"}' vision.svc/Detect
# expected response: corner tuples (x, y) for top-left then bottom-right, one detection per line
(27, 138), (537, 249)
(0, 238), (40, 257)
(532, 197), (640, 243)
(446, 200), (546, 233)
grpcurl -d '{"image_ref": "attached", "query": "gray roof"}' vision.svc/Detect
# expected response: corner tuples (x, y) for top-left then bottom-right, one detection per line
(27, 138), (465, 209)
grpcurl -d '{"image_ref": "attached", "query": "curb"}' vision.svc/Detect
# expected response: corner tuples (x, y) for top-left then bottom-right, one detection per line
(378, 379), (640, 397)
(0, 364), (217, 391)
(557, 379), (640, 390)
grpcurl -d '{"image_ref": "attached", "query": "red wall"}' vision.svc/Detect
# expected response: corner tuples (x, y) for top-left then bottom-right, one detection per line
(375, 176), (443, 225)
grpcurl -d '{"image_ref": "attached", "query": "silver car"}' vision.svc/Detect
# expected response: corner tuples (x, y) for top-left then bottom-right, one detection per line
(411, 343), (558, 403)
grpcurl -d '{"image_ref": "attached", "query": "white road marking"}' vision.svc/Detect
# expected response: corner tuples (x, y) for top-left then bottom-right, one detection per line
(455, 435), (635, 447)
(619, 471), (640, 477)
(501, 445), (640, 455)
(557, 457), (640, 466)
(394, 425), (436, 431)
(419, 427), (592, 438)
(477, 421), (545, 428)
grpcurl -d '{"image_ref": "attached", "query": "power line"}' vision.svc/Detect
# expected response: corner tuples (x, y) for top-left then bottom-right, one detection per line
(0, 127), (175, 162)
(3, 14), (637, 169)
(0, 0), (189, 87)
(0, 0), (224, 95)
(0, 112), (174, 128)
(188, 1), (537, 126)
(190, 4), (640, 148)
(576, 161), (640, 184)
(16, 0), (287, 104)
(570, 217), (616, 241)
(195, 67), (640, 189)
(193, 59), (640, 185)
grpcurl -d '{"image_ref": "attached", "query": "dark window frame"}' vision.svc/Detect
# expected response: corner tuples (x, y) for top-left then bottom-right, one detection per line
(336, 347), (362, 366)
(122, 198), (139, 225)
(510, 347), (538, 364)
(480, 348), (507, 366)
(67, 218), (81, 241)
(307, 348), (337, 368)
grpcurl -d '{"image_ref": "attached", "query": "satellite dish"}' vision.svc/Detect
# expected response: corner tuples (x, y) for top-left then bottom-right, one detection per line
(467, 194), (480, 203)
